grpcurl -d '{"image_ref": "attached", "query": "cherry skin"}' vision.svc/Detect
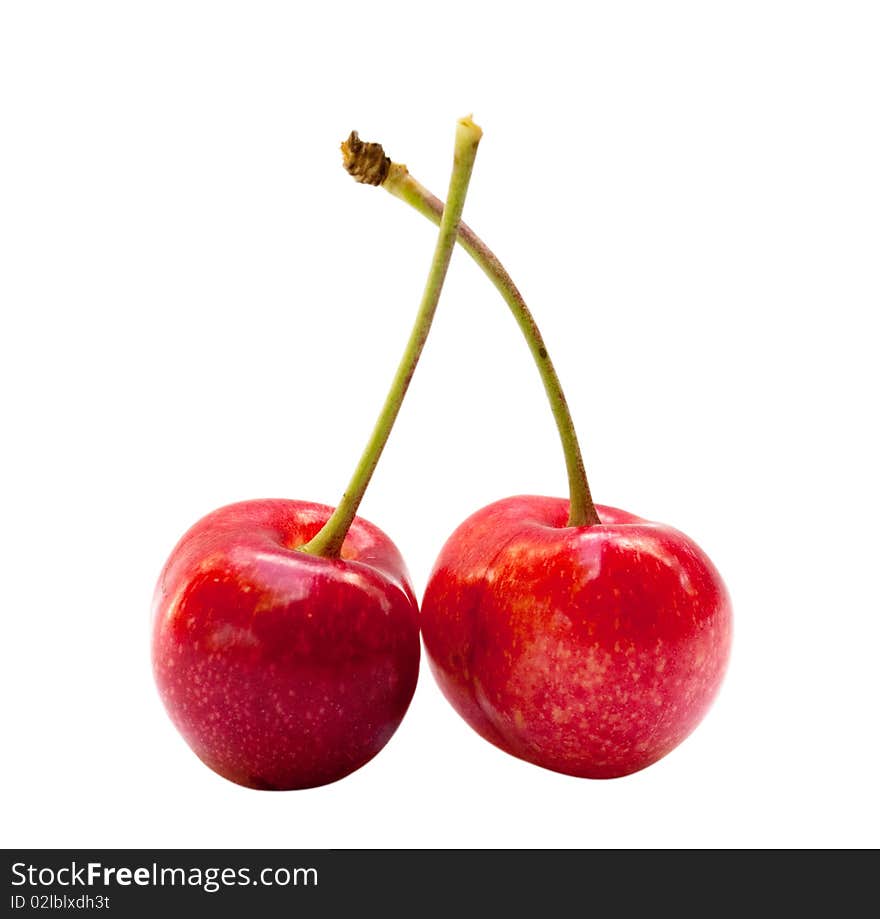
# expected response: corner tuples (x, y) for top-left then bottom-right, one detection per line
(151, 499), (420, 790)
(421, 496), (732, 779)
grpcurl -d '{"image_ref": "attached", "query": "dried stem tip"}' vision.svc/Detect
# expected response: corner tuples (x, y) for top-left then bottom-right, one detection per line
(341, 131), (390, 186)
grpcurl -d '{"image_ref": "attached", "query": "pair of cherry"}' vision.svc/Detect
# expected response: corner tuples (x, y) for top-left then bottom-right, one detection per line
(151, 118), (732, 790)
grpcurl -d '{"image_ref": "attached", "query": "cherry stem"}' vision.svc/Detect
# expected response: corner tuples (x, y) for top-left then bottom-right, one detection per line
(300, 117), (483, 558)
(341, 134), (599, 527)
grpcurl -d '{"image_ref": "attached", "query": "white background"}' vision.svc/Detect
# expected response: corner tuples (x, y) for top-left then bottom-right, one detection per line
(2, 1), (878, 849)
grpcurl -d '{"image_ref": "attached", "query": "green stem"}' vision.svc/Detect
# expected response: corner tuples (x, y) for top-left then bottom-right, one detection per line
(300, 117), (483, 558)
(341, 137), (599, 527)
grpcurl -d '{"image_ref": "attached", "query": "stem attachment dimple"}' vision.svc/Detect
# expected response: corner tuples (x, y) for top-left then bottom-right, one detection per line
(300, 117), (483, 558)
(343, 133), (600, 528)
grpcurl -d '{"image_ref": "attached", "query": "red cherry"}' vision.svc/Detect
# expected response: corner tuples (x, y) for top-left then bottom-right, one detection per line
(421, 496), (732, 778)
(349, 136), (733, 777)
(151, 119), (483, 789)
(152, 499), (420, 790)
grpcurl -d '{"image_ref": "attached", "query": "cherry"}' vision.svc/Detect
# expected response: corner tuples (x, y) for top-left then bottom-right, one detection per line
(344, 130), (732, 778)
(422, 498), (731, 778)
(151, 499), (419, 789)
(152, 118), (483, 789)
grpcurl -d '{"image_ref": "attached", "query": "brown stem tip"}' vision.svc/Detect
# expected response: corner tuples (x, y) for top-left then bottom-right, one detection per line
(341, 131), (391, 186)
